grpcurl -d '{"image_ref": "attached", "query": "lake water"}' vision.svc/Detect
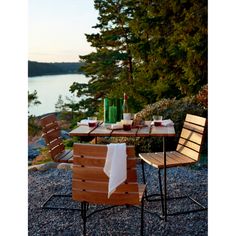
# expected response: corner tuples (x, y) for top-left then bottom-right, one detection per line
(28, 74), (90, 116)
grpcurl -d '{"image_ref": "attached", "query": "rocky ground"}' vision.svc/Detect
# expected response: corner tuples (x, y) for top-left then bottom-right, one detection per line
(28, 163), (207, 236)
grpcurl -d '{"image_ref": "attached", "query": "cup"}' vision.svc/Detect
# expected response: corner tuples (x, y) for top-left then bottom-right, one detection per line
(153, 115), (163, 126)
(88, 117), (97, 127)
(153, 115), (162, 120)
(123, 120), (133, 131)
(123, 113), (131, 120)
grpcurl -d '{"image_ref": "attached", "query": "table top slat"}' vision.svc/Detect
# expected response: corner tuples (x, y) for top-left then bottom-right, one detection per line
(90, 125), (113, 136)
(150, 125), (175, 136)
(136, 126), (151, 137)
(111, 128), (138, 137)
(69, 125), (97, 136)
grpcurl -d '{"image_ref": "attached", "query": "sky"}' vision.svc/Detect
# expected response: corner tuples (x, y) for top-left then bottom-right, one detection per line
(28, 0), (99, 62)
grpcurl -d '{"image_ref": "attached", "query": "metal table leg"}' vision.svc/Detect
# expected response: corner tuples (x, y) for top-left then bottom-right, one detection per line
(163, 137), (167, 221)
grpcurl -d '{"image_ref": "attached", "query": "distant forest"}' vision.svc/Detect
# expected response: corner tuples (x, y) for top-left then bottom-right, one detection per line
(28, 61), (84, 77)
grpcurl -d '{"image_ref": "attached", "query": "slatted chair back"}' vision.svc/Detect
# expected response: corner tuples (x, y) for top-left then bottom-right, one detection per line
(40, 114), (66, 161)
(72, 144), (141, 205)
(176, 114), (206, 162)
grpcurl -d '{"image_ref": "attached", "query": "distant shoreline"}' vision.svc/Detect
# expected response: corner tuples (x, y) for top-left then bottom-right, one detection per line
(28, 71), (83, 78)
(28, 60), (84, 77)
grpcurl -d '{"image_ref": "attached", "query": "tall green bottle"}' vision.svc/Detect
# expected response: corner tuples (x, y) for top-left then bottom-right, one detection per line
(104, 98), (109, 123)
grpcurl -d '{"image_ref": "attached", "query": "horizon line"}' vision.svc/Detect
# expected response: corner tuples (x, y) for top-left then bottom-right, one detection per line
(28, 60), (83, 63)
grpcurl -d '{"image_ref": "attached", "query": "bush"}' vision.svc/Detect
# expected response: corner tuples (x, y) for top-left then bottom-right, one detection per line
(134, 95), (207, 155)
(28, 115), (41, 137)
(196, 84), (208, 109)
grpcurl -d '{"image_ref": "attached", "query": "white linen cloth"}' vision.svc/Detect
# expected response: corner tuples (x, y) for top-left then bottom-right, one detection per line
(103, 143), (127, 198)
(151, 119), (174, 126)
(161, 119), (174, 126)
(77, 119), (89, 126)
(111, 124), (123, 130)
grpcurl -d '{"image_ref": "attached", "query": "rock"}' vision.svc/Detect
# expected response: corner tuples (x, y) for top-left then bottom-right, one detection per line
(28, 137), (47, 161)
(57, 163), (72, 170)
(28, 165), (38, 172)
(28, 146), (40, 160)
(28, 161), (72, 171)
(37, 162), (58, 171)
(36, 137), (46, 146)
(61, 130), (71, 139)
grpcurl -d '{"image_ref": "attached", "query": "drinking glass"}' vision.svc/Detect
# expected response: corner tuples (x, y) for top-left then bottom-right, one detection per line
(123, 120), (133, 131)
(153, 115), (163, 126)
(88, 117), (97, 127)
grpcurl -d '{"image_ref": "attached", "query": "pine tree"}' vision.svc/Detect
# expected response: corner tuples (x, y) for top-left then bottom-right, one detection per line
(71, 0), (207, 114)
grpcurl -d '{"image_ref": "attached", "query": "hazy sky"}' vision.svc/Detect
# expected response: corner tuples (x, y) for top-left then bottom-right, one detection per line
(28, 0), (99, 62)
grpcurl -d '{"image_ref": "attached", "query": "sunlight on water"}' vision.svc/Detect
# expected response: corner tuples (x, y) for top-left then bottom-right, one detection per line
(28, 74), (90, 116)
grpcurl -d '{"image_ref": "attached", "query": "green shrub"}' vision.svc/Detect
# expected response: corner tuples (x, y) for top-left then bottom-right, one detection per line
(134, 95), (207, 154)
(63, 139), (74, 148)
(196, 84), (208, 109)
(28, 115), (41, 137)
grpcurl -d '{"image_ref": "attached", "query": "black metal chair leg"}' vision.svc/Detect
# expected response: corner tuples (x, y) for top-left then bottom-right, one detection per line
(78, 201), (146, 235)
(83, 206), (86, 236)
(158, 169), (164, 216)
(141, 159), (146, 184)
(141, 160), (163, 203)
(141, 197), (144, 236)
(81, 202), (88, 236)
(141, 160), (207, 219)
(149, 168), (207, 218)
(41, 194), (81, 211)
(141, 160), (149, 200)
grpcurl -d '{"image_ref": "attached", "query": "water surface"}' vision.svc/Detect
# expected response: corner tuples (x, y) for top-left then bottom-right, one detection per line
(28, 74), (90, 116)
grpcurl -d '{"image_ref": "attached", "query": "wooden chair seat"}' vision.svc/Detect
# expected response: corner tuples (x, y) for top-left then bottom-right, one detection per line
(54, 149), (73, 163)
(139, 151), (196, 169)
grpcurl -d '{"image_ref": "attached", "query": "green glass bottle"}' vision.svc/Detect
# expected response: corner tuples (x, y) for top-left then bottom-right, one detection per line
(104, 98), (109, 123)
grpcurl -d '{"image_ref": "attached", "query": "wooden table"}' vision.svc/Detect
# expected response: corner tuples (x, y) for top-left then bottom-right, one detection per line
(69, 123), (175, 220)
(70, 123), (175, 138)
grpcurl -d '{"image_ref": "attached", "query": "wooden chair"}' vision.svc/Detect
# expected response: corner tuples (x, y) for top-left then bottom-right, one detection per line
(72, 143), (146, 236)
(39, 114), (75, 210)
(139, 114), (207, 218)
(40, 114), (73, 163)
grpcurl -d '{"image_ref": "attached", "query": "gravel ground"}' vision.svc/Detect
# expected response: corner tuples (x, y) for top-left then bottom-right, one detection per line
(28, 164), (207, 236)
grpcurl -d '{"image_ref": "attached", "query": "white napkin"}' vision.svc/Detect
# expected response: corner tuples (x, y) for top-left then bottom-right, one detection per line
(103, 143), (127, 198)
(77, 119), (89, 126)
(151, 119), (174, 126)
(111, 124), (123, 130)
(161, 119), (174, 126)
